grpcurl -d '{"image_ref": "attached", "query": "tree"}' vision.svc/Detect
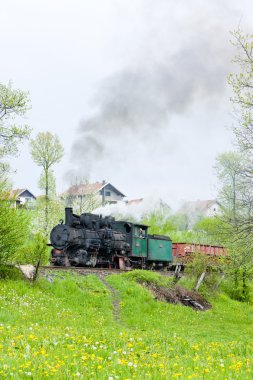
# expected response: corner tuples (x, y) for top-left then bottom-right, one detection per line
(31, 196), (64, 237)
(30, 132), (64, 236)
(214, 152), (248, 222)
(228, 30), (253, 164)
(0, 82), (31, 177)
(214, 151), (253, 299)
(39, 169), (56, 198)
(0, 82), (31, 158)
(0, 183), (30, 263)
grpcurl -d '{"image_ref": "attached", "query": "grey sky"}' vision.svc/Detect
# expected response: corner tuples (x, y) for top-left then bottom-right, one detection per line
(1, 0), (253, 209)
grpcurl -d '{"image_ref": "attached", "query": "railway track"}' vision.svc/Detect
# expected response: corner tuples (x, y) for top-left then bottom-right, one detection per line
(39, 266), (179, 278)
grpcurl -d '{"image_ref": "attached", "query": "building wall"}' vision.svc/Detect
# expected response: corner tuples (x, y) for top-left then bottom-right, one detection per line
(206, 203), (220, 217)
(18, 196), (34, 205)
(100, 187), (124, 203)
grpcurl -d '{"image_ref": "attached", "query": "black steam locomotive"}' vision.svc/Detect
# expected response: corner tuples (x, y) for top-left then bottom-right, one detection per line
(50, 208), (173, 269)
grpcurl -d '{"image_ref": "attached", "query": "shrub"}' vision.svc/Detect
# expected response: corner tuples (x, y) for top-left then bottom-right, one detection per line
(14, 233), (49, 265)
(0, 264), (23, 280)
(0, 191), (30, 263)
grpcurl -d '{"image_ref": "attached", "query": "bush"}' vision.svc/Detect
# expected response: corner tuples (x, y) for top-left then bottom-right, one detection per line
(0, 193), (30, 263)
(221, 278), (252, 303)
(0, 265), (23, 280)
(14, 233), (50, 265)
(122, 270), (174, 287)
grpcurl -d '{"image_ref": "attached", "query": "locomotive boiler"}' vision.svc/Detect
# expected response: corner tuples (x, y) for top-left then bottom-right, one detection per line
(50, 208), (130, 267)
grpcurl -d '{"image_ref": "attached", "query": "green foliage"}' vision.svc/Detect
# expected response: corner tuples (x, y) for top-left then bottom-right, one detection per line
(194, 217), (229, 246)
(221, 274), (253, 303)
(121, 269), (174, 287)
(38, 169), (56, 197)
(228, 29), (253, 156)
(0, 265), (23, 280)
(14, 232), (50, 265)
(30, 132), (64, 170)
(170, 213), (191, 231)
(30, 132), (64, 236)
(0, 190), (30, 263)
(141, 208), (213, 244)
(0, 82), (31, 159)
(31, 196), (64, 235)
(141, 209), (176, 235)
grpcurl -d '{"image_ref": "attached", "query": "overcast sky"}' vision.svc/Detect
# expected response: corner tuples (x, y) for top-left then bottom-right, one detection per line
(1, 0), (253, 209)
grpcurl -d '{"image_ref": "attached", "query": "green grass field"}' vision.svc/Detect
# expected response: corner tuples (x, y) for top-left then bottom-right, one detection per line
(0, 270), (252, 379)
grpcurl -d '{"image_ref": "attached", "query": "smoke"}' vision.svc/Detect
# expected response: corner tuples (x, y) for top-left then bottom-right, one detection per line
(93, 197), (171, 221)
(68, 0), (237, 182)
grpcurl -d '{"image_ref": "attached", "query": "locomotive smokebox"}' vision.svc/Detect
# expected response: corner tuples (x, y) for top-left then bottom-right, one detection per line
(50, 224), (71, 250)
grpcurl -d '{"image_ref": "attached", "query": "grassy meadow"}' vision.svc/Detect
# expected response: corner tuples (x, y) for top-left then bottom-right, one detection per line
(0, 269), (253, 379)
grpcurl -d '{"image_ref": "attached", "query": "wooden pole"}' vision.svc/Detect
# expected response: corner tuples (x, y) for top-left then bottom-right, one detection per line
(33, 260), (40, 282)
(194, 272), (206, 291)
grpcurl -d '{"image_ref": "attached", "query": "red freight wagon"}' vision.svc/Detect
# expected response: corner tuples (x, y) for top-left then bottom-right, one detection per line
(172, 243), (227, 258)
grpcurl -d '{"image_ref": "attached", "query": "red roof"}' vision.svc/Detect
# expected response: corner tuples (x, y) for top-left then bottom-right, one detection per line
(63, 182), (125, 197)
(64, 182), (104, 196)
(9, 189), (36, 200)
(9, 188), (26, 198)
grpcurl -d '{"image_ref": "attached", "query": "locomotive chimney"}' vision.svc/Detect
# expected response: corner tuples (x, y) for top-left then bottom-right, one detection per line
(65, 207), (73, 226)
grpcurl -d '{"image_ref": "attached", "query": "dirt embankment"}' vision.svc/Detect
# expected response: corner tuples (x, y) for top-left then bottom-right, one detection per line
(143, 283), (211, 311)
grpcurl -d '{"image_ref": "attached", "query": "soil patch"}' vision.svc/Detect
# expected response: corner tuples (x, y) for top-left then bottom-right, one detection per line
(143, 283), (211, 311)
(99, 277), (123, 325)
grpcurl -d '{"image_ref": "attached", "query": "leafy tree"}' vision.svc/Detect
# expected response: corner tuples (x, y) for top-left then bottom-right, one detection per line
(228, 30), (253, 165)
(14, 232), (50, 265)
(39, 169), (56, 198)
(0, 82), (31, 166)
(194, 217), (230, 246)
(31, 196), (64, 236)
(141, 209), (176, 235)
(214, 151), (247, 222)
(0, 184), (30, 263)
(30, 132), (64, 236)
(214, 149), (253, 297)
(170, 213), (191, 231)
(211, 30), (253, 299)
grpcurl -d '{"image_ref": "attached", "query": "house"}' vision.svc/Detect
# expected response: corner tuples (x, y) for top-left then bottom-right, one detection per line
(177, 200), (221, 218)
(63, 181), (126, 206)
(9, 189), (36, 208)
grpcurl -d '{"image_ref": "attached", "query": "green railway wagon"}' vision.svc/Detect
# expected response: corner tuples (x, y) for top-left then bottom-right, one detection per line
(147, 234), (173, 262)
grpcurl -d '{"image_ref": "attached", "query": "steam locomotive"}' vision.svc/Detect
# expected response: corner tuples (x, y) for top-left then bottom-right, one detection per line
(50, 208), (173, 269)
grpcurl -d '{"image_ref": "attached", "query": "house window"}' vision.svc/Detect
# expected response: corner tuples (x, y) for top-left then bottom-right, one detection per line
(105, 191), (111, 196)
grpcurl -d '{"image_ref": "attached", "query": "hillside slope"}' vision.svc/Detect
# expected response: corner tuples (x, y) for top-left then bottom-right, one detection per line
(0, 270), (252, 379)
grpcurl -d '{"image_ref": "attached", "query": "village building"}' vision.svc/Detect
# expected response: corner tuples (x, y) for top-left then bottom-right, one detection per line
(177, 199), (221, 218)
(63, 181), (126, 206)
(9, 189), (36, 208)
